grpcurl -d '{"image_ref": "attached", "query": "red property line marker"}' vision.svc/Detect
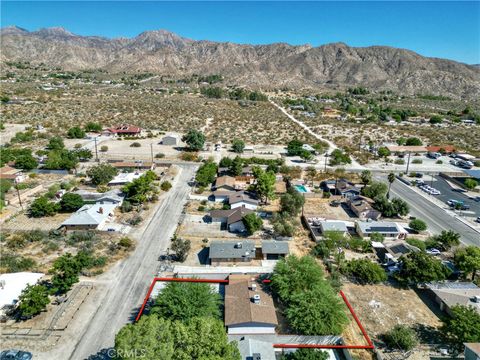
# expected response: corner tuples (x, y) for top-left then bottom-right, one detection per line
(134, 277), (374, 350)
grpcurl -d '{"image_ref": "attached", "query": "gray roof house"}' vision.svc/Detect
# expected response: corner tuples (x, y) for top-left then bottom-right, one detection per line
(320, 221), (349, 235)
(228, 192), (259, 210)
(426, 282), (480, 316)
(73, 189), (124, 205)
(356, 221), (407, 240)
(160, 134), (180, 146)
(61, 203), (117, 230)
(209, 207), (254, 233)
(209, 240), (256, 265)
(261, 240), (289, 260)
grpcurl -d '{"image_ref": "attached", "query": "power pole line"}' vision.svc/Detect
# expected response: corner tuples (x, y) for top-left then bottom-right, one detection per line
(94, 137), (99, 162)
(15, 179), (23, 210)
(405, 152), (411, 174)
(150, 143), (154, 163)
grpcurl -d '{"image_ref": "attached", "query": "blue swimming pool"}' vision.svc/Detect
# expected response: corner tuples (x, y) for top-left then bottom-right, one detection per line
(294, 185), (309, 193)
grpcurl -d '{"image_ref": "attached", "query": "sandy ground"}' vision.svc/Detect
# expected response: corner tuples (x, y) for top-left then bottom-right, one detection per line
(0, 123), (28, 145)
(303, 196), (352, 220)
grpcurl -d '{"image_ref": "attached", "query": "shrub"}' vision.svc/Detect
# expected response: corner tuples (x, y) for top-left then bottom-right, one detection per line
(394, 159), (405, 165)
(29, 196), (60, 217)
(130, 142), (141, 148)
(87, 163), (119, 185)
(160, 181), (172, 191)
(119, 237), (134, 249)
(155, 152), (165, 158)
(384, 325), (418, 351)
(100, 145), (108, 152)
(60, 193), (84, 212)
(342, 259), (387, 284)
(171, 235), (191, 262)
(242, 213), (263, 235)
(180, 152), (199, 161)
(406, 238), (427, 251)
(67, 126), (86, 139)
(409, 219), (428, 232)
(412, 159), (423, 164)
(464, 178), (478, 190)
(127, 215), (142, 226)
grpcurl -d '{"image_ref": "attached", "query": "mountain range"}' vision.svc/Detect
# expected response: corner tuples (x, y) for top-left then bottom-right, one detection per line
(1, 26), (479, 99)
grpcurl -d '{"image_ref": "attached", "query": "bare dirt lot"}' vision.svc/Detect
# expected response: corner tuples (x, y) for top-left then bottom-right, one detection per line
(303, 196), (352, 220)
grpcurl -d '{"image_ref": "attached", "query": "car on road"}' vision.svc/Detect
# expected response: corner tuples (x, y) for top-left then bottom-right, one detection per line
(426, 248), (441, 255)
(0, 350), (32, 360)
(449, 159), (458, 166)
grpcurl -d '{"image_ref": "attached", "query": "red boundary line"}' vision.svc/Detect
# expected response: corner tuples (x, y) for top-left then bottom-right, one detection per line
(135, 277), (374, 350)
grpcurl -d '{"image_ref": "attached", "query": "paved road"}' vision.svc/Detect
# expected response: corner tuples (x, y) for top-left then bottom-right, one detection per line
(429, 176), (480, 216)
(69, 164), (197, 359)
(388, 179), (479, 247)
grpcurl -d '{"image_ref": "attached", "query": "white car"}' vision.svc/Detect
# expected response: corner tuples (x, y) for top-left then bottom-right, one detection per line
(426, 248), (441, 255)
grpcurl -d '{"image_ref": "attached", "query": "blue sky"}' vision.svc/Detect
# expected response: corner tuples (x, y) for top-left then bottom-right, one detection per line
(1, 1), (479, 64)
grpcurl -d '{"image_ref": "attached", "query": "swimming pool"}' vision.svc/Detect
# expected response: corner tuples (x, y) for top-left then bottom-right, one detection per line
(294, 185), (309, 193)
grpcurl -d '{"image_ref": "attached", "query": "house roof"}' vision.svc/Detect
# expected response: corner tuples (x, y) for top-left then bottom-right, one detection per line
(229, 192), (259, 206)
(224, 274), (278, 327)
(464, 343), (480, 355)
(427, 282), (480, 313)
(215, 176), (236, 188)
(386, 145), (427, 153)
(0, 272), (45, 308)
(61, 203), (117, 226)
(357, 221), (402, 234)
(209, 240), (256, 259)
(0, 166), (22, 179)
(320, 221), (348, 233)
(210, 207), (254, 225)
(426, 145), (456, 153)
(349, 196), (375, 213)
(261, 240), (289, 255)
(212, 190), (237, 198)
(108, 171), (143, 185)
(105, 124), (141, 134)
(111, 161), (153, 169)
(237, 338), (276, 360)
(73, 189), (123, 203)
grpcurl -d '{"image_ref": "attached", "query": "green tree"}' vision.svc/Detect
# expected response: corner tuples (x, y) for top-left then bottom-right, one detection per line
(252, 167), (276, 204)
(280, 187), (305, 216)
(29, 196), (60, 217)
(454, 246), (480, 281)
(87, 163), (118, 185)
(17, 284), (50, 318)
(429, 115), (443, 124)
(405, 137), (422, 146)
(67, 126), (86, 139)
(409, 219), (427, 232)
(171, 235), (191, 262)
(329, 149), (351, 166)
(387, 172), (395, 198)
(431, 230), (461, 251)
(47, 136), (65, 150)
(342, 259), (387, 284)
(229, 156), (243, 176)
(287, 139), (304, 156)
(395, 251), (450, 285)
(50, 253), (83, 294)
(383, 325), (418, 351)
(84, 122), (102, 132)
(115, 315), (240, 360)
(122, 171), (158, 204)
(151, 282), (221, 321)
(441, 305), (480, 354)
(306, 166), (317, 185)
(231, 138), (245, 153)
(242, 213), (263, 235)
(195, 161), (218, 187)
(182, 129), (205, 151)
(300, 149), (314, 162)
(378, 147), (391, 164)
(74, 148), (93, 161)
(360, 170), (372, 186)
(361, 181), (388, 199)
(60, 193), (84, 212)
(14, 154), (38, 170)
(44, 150), (78, 170)
(161, 181), (172, 191)
(281, 349), (329, 360)
(464, 178), (478, 190)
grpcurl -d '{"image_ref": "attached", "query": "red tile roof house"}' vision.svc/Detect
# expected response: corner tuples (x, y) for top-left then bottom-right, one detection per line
(103, 124), (142, 137)
(426, 145), (457, 154)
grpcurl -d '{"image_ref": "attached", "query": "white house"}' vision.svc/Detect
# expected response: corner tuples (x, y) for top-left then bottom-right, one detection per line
(0, 272), (45, 315)
(108, 172), (143, 185)
(209, 207), (254, 233)
(228, 192), (259, 210)
(356, 221), (407, 240)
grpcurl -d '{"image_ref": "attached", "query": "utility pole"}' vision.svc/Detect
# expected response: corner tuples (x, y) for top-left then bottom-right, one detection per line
(94, 137), (99, 162)
(150, 143), (154, 163)
(14, 178), (23, 210)
(324, 152), (328, 173)
(405, 151), (411, 175)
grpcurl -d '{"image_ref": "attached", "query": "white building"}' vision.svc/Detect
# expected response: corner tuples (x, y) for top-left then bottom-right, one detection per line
(108, 171), (143, 185)
(0, 272), (45, 315)
(161, 134), (181, 146)
(356, 221), (407, 240)
(61, 203), (117, 231)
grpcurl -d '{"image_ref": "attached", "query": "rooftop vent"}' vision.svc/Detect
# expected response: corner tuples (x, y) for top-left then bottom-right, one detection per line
(252, 294), (260, 304)
(253, 354), (261, 360)
(235, 242), (243, 249)
(250, 283), (257, 291)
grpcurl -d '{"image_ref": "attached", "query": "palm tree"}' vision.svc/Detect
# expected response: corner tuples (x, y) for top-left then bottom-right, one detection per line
(360, 170), (372, 186)
(387, 172), (395, 199)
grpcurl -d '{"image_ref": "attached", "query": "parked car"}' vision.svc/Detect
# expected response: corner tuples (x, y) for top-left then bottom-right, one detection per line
(329, 200), (341, 207)
(0, 350), (33, 360)
(426, 248), (441, 255)
(449, 159), (458, 166)
(415, 173), (424, 178)
(476, 217), (480, 223)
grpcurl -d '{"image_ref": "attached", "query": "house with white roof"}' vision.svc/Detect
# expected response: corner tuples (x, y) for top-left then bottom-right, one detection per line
(60, 203), (117, 231)
(356, 221), (407, 240)
(108, 171), (143, 185)
(0, 272), (45, 316)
